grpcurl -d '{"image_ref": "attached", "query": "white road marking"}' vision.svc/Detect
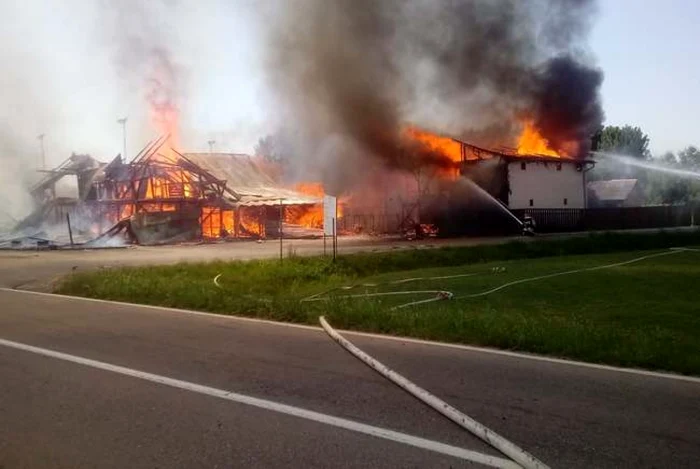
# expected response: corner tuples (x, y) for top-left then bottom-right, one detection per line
(320, 317), (549, 469)
(1, 287), (699, 384)
(0, 337), (518, 468)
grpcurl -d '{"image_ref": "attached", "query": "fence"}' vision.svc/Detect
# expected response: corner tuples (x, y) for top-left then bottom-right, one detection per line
(512, 205), (699, 233)
(338, 213), (400, 234)
(338, 205), (699, 236)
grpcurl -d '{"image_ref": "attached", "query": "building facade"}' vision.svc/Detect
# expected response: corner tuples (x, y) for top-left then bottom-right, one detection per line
(506, 158), (588, 209)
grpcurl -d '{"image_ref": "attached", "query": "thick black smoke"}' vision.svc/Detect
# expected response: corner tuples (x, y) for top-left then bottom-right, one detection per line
(530, 56), (604, 155)
(264, 0), (604, 188)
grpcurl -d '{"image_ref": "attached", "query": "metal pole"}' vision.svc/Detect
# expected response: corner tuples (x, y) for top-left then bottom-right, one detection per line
(37, 134), (46, 169)
(66, 213), (74, 247)
(332, 217), (336, 261)
(117, 118), (127, 160)
(279, 199), (284, 261)
(691, 202), (696, 227)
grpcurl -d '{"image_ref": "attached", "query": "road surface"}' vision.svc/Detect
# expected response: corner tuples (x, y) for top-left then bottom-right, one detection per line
(0, 235), (525, 292)
(2, 227), (696, 291)
(1, 288), (698, 468)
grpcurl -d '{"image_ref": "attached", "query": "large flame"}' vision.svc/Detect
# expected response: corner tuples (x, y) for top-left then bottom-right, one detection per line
(403, 126), (463, 179)
(404, 126), (462, 163)
(284, 182), (345, 229)
(516, 120), (560, 157)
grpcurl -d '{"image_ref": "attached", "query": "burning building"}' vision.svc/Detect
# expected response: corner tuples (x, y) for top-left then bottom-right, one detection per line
(263, 0), (605, 234)
(399, 124), (595, 223)
(16, 137), (323, 245)
(460, 145), (596, 210)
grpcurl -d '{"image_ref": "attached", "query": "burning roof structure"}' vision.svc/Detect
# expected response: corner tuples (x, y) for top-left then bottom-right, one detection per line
(405, 124), (596, 211)
(13, 137), (323, 246)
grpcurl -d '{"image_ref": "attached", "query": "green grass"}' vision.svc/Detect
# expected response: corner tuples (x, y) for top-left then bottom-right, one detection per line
(56, 231), (700, 375)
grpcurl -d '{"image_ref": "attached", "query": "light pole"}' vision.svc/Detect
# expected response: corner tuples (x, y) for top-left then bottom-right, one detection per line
(37, 133), (46, 169)
(117, 117), (127, 160)
(208, 140), (216, 154)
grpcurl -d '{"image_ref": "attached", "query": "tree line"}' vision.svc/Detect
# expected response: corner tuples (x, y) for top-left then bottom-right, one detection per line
(591, 125), (700, 205)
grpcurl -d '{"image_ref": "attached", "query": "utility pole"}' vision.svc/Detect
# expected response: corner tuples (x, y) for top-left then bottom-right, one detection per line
(117, 117), (127, 160)
(208, 140), (216, 154)
(37, 133), (46, 169)
(279, 198), (284, 261)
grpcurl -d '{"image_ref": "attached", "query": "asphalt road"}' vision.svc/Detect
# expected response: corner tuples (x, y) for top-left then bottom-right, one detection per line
(2, 227), (696, 292)
(0, 235), (522, 292)
(1, 289), (698, 468)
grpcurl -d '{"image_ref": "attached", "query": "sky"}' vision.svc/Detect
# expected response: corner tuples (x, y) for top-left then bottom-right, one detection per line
(1, 0), (698, 173)
(590, 0), (700, 154)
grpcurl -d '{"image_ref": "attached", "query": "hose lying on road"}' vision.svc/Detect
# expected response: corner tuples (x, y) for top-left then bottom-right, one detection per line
(394, 249), (684, 310)
(320, 316), (550, 469)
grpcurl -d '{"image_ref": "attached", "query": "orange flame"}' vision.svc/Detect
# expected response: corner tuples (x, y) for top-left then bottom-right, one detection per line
(294, 182), (325, 198)
(239, 208), (263, 236)
(284, 182), (346, 229)
(285, 183), (325, 229)
(516, 121), (560, 157)
(404, 126), (462, 163)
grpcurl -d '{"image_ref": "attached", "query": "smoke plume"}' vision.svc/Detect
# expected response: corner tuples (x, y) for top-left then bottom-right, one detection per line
(100, 0), (186, 147)
(264, 0), (604, 189)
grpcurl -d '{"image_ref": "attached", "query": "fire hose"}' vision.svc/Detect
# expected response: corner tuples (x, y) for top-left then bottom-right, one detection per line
(300, 272), (480, 304)
(394, 249), (684, 309)
(320, 316), (550, 469)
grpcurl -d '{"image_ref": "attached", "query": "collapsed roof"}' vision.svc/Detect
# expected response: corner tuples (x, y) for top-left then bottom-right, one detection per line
(183, 153), (320, 206)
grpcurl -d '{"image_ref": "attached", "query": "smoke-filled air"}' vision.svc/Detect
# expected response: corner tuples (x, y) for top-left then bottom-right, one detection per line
(0, 0), (605, 230)
(0, 0), (265, 228)
(263, 0), (604, 191)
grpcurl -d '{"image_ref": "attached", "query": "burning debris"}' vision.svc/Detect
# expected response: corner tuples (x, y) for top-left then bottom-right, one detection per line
(5, 137), (327, 247)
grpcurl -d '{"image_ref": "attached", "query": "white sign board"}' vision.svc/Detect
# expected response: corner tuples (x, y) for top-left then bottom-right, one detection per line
(323, 195), (337, 236)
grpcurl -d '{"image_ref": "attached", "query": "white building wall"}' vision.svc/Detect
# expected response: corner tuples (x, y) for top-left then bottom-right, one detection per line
(507, 161), (585, 209)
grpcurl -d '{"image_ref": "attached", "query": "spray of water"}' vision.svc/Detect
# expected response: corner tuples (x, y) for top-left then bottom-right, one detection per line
(459, 177), (524, 227)
(592, 151), (700, 180)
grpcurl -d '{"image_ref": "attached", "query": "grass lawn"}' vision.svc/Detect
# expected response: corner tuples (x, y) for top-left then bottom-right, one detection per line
(56, 232), (700, 375)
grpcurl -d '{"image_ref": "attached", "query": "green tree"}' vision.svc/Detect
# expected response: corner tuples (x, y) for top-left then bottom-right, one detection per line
(659, 151), (677, 165)
(678, 145), (700, 169)
(646, 147), (700, 204)
(590, 125), (651, 181)
(595, 125), (651, 159)
(254, 131), (290, 165)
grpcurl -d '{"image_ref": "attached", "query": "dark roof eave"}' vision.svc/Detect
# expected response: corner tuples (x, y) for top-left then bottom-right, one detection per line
(463, 155), (595, 165)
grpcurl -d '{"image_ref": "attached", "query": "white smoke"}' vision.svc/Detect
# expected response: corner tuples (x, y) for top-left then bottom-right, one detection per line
(0, 0), (267, 229)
